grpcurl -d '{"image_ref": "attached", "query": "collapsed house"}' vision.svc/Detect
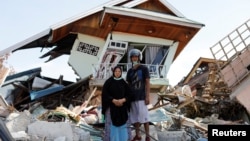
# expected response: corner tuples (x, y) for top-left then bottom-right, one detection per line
(0, 0), (205, 139)
(1, 0), (249, 141)
(160, 19), (250, 122)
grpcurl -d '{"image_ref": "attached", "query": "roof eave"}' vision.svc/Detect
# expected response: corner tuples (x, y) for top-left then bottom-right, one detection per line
(50, 0), (129, 30)
(0, 29), (51, 56)
(100, 6), (204, 29)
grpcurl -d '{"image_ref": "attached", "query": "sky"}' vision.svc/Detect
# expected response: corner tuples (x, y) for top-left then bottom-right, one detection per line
(1, 0), (250, 86)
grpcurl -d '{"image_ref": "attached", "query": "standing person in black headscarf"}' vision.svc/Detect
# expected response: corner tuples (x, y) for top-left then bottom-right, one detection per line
(101, 66), (131, 141)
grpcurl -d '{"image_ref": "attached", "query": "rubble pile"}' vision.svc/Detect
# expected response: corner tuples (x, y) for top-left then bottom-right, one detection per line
(146, 64), (249, 140)
(0, 67), (104, 141)
(182, 62), (246, 120)
(0, 61), (247, 141)
(0, 67), (211, 141)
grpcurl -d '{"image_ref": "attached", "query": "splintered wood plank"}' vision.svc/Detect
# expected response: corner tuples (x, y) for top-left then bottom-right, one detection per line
(0, 66), (10, 87)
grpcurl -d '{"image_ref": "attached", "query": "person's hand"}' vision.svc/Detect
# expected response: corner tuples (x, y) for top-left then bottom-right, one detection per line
(112, 99), (123, 107)
(119, 98), (126, 104)
(145, 97), (150, 105)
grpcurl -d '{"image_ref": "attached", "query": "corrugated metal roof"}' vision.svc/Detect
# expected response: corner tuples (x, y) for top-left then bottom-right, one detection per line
(30, 85), (64, 100)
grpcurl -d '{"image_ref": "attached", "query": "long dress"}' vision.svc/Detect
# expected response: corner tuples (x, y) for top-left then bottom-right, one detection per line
(101, 77), (132, 141)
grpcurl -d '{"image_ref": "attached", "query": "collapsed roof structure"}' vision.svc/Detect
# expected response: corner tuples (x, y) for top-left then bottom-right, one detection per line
(4, 1), (250, 141)
(0, 0), (204, 114)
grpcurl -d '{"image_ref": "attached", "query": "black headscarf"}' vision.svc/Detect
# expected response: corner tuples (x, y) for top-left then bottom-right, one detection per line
(112, 65), (122, 78)
(101, 65), (131, 126)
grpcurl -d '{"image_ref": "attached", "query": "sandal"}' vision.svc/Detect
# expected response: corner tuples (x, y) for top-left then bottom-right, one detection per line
(131, 135), (142, 141)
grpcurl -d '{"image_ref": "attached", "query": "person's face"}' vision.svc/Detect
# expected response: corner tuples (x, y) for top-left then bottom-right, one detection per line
(114, 68), (122, 78)
(131, 55), (139, 62)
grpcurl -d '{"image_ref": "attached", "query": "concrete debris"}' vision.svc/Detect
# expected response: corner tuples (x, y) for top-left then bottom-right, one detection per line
(0, 118), (15, 141)
(1, 20), (249, 140)
(157, 130), (189, 141)
(0, 67), (248, 141)
(0, 56), (249, 141)
(1, 104), (95, 141)
(28, 121), (75, 141)
(5, 111), (33, 132)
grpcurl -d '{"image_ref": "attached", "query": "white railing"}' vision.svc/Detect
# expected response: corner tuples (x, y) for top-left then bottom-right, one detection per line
(210, 19), (250, 88)
(210, 19), (250, 61)
(92, 63), (167, 80)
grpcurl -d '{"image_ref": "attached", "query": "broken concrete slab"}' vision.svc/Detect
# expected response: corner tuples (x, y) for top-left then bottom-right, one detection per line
(27, 121), (74, 141)
(0, 118), (15, 141)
